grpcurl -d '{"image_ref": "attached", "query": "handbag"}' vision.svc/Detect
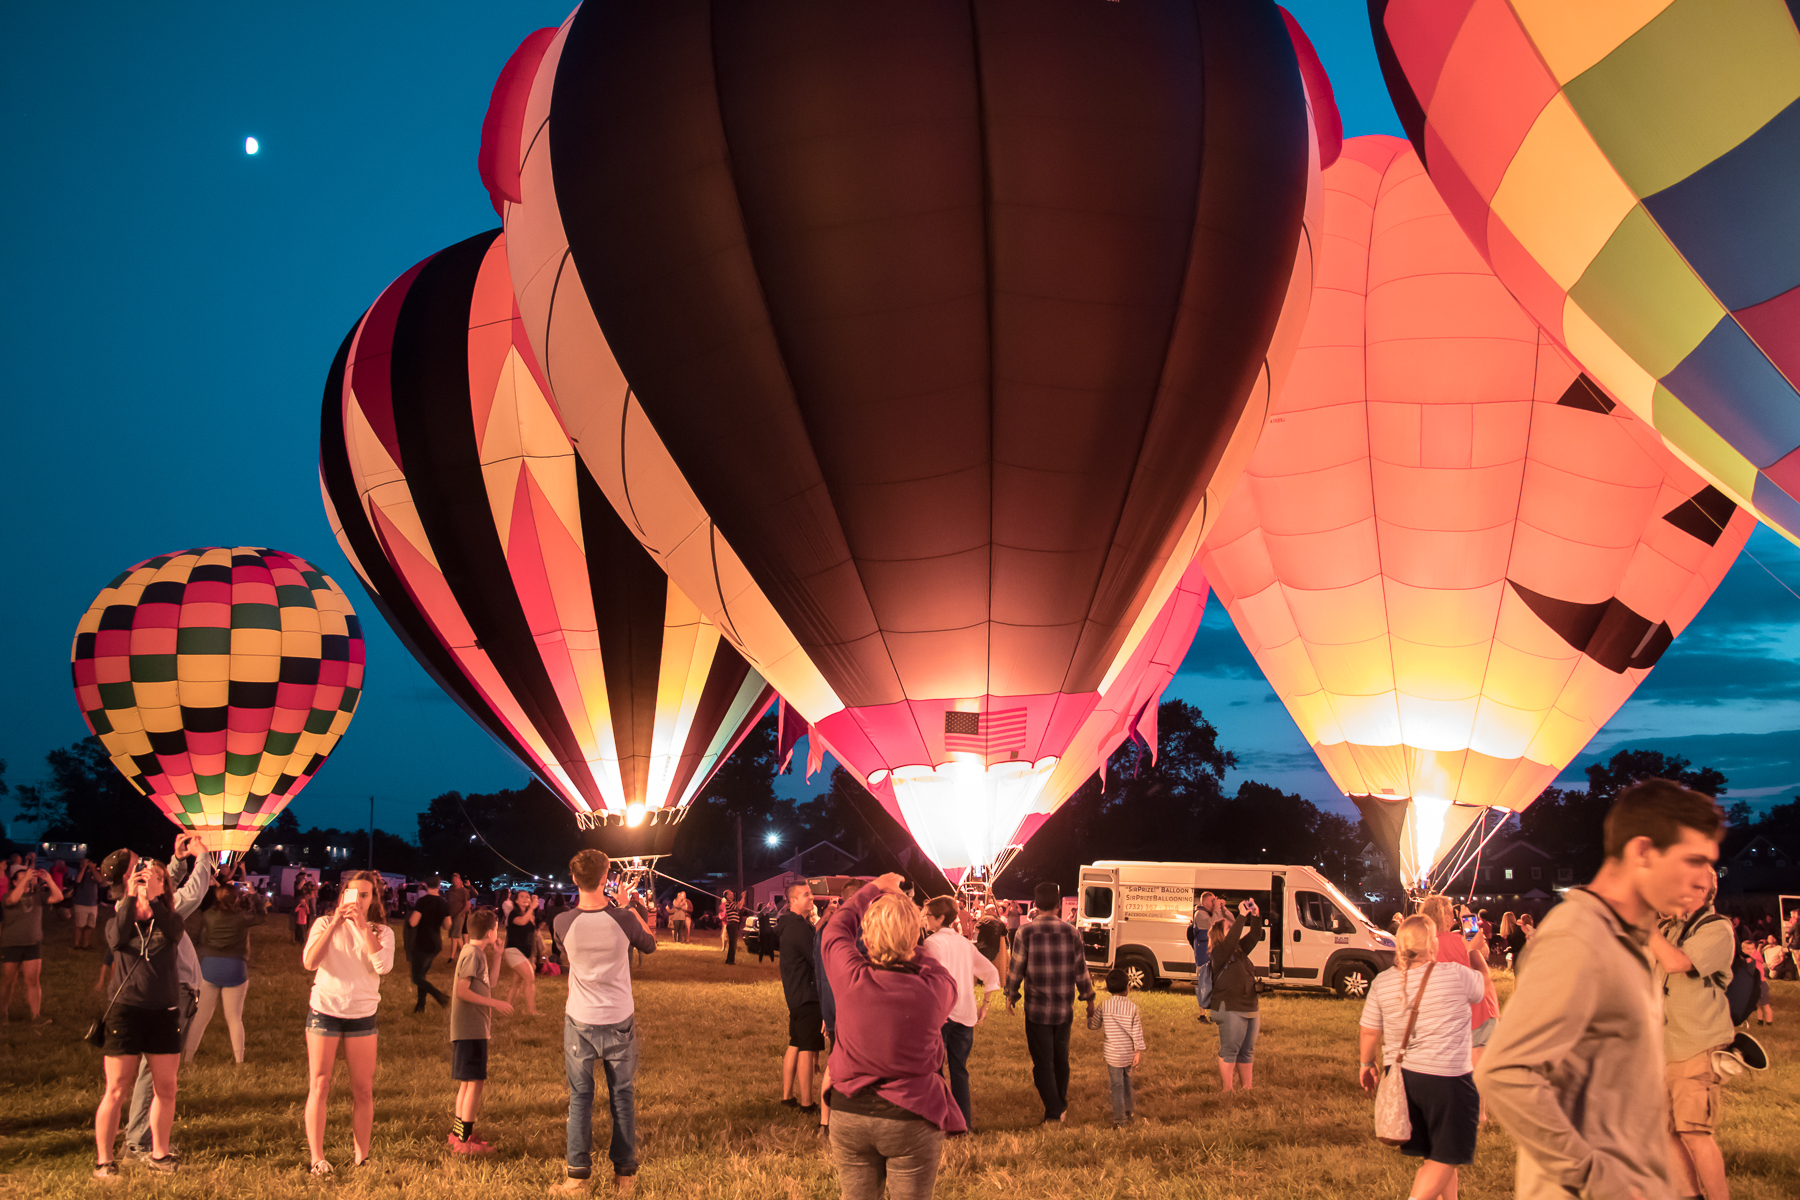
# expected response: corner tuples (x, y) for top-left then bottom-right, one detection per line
(1374, 961), (1435, 1146)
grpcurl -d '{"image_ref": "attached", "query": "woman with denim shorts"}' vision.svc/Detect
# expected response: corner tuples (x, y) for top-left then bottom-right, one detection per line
(1208, 899), (1264, 1091)
(300, 870), (394, 1174)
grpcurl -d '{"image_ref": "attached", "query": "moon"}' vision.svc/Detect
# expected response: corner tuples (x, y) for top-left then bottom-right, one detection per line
(245, 136), (259, 155)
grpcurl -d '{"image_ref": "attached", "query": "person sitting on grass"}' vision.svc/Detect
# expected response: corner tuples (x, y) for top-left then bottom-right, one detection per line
(821, 872), (964, 1197)
(552, 850), (657, 1196)
(448, 908), (514, 1154)
(1096, 968), (1145, 1128)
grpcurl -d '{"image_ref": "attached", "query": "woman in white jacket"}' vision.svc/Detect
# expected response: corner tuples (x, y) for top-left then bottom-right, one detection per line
(300, 870), (393, 1174)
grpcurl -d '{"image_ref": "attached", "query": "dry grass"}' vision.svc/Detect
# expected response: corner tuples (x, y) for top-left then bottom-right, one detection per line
(1, 919), (1795, 1198)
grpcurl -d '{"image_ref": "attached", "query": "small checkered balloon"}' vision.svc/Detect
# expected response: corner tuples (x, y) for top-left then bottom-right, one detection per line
(70, 547), (365, 854)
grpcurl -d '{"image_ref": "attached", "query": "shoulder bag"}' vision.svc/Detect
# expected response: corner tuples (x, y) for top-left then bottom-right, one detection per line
(1374, 961), (1435, 1146)
(85, 928), (146, 1050)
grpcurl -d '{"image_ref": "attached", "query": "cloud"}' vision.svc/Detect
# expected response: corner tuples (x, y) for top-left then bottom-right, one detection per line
(1631, 651), (1800, 706)
(1177, 622), (1261, 680)
(1566, 727), (1800, 802)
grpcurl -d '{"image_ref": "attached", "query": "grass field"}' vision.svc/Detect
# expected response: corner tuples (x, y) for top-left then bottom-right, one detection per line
(1, 917), (1795, 1199)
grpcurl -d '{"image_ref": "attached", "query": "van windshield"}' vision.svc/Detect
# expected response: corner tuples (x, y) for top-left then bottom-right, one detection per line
(1316, 877), (1378, 931)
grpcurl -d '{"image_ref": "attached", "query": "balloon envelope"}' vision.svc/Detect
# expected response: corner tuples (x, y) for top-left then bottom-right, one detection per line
(1199, 135), (1754, 889)
(319, 230), (774, 830)
(1367, 1), (1800, 545)
(70, 547), (364, 854)
(498, 0), (1314, 871)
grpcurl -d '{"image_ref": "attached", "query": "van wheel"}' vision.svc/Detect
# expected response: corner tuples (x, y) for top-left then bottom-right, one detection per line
(1332, 962), (1375, 998)
(1118, 951), (1157, 992)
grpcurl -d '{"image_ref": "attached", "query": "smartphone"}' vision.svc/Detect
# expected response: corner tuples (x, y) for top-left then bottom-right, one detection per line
(1462, 914), (1479, 939)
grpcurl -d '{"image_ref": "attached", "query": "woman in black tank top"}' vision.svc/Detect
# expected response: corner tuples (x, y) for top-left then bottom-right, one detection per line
(499, 892), (542, 1016)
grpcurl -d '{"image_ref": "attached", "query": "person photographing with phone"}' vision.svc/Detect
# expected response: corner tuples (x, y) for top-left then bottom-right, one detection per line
(301, 870), (394, 1174)
(2, 861), (64, 1024)
(92, 859), (183, 1181)
(1207, 897), (1264, 1092)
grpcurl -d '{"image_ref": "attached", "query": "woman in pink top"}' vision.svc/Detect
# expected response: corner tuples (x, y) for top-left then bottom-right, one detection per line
(1421, 895), (1499, 1118)
(821, 873), (962, 1200)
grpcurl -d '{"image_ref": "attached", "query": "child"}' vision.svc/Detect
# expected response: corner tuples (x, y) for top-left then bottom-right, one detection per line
(1097, 967), (1145, 1128)
(449, 909), (513, 1153)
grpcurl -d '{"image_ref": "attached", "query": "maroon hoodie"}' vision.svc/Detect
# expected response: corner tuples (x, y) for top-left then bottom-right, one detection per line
(821, 884), (964, 1133)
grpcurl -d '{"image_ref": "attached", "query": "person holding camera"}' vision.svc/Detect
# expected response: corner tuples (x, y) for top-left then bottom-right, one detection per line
(183, 881), (265, 1064)
(1208, 898), (1263, 1092)
(302, 870), (394, 1174)
(93, 859), (184, 1180)
(2, 862), (64, 1025)
(72, 859), (103, 950)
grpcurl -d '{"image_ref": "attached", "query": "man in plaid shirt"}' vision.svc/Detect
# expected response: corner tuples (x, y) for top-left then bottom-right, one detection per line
(1005, 881), (1095, 1123)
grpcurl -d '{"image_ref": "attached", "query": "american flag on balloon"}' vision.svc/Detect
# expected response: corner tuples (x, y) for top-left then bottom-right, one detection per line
(943, 708), (1028, 760)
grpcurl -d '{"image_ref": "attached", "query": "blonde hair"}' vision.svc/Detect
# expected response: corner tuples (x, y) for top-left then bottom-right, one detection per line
(1206, 917), (1231, 955)
(1419, 894), (1456, 937)
(1395, 915), (1438, 971)
(862, 894), (922, 966)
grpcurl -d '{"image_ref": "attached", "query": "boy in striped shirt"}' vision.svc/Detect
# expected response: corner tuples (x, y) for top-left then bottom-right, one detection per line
(1097, 968), (1145, 1128)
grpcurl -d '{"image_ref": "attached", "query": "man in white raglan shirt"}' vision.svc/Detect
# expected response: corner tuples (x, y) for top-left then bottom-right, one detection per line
(101, 832), (215, 1161)
(551, 849), (656, 1196)
(920, 895), (1002, 1131)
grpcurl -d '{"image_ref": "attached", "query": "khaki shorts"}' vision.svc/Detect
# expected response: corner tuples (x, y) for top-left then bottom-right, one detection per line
(73, 904), (98, 928)
(1666, 1048), (1724, 1134)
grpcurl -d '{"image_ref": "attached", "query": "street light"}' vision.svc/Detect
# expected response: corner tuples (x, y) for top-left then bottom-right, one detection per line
(765, 833), (780, 847)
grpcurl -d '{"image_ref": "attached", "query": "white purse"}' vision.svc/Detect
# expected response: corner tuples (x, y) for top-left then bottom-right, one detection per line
(1375, 962), (1435, 1146)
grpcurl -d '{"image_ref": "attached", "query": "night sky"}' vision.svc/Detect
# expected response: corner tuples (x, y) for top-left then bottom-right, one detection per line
(5, 3), (1797, 843)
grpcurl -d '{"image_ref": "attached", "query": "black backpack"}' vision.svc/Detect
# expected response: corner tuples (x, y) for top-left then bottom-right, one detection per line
(1672, 913), (1758, 1028)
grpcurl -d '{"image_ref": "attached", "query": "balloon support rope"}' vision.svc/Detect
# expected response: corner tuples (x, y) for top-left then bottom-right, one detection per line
(451, 791), (540, 882)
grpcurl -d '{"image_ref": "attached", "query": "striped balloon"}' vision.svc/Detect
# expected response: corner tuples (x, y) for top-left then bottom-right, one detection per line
(319, 229), (774, 836)
(70, 547), (365, 854)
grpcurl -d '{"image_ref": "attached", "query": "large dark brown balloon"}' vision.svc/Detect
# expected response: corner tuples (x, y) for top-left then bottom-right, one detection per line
(501, 0), (1312, 871)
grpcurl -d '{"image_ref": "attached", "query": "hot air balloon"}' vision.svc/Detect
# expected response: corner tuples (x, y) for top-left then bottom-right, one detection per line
(318, 229), (774, 853)
(492, 1), (1316, 877)
(1366, 1), (1800, 547)
(70, 548), (365, 855)
(1197, 136), (1754, 892)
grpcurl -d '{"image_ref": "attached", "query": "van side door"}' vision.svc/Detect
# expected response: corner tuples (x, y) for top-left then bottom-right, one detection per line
(1078, 872), (1117, 972)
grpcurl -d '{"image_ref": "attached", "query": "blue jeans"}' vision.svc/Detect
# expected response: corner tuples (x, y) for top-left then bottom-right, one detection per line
(564, 1015), (639, 1178)
(1213, 1008), (1259, 1064)
(1107, 1064), (1134, 1125)
(941, 1020), (974, 1128)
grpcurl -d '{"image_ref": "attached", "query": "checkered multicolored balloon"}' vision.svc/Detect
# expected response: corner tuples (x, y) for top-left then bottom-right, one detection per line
(70, 547), (365, 854)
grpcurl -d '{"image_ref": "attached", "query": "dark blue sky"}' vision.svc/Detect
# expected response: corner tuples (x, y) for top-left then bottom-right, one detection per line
(5, 3), (1794, 843)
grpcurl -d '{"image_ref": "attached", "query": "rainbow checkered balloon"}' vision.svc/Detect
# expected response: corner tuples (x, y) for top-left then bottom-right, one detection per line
(70, 547), (364, 854)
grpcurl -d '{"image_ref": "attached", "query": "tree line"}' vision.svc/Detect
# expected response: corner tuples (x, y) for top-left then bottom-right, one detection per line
(12, 706), (1789, 901)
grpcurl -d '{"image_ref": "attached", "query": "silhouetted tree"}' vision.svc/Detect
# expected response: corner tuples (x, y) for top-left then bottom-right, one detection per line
(12, 738), (176, 859)
(1518, 749), (1728, 880)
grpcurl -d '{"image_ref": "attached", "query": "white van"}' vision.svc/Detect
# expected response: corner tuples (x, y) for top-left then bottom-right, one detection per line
(1076, 860), (1396, 998)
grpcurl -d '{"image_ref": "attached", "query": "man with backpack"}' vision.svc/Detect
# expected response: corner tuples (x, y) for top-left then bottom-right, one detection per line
(1478, 779), (1723, 1200)
(1650, 873), (1737, 1200)
(1187, 892), (1224, 1022)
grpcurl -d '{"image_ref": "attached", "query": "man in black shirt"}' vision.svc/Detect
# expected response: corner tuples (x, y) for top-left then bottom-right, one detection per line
(408, 876), (452, 1012)
(776, 881), (822, 1110)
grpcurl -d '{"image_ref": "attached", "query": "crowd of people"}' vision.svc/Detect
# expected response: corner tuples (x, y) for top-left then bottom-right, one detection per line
(4, 772), (1793, 1196)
